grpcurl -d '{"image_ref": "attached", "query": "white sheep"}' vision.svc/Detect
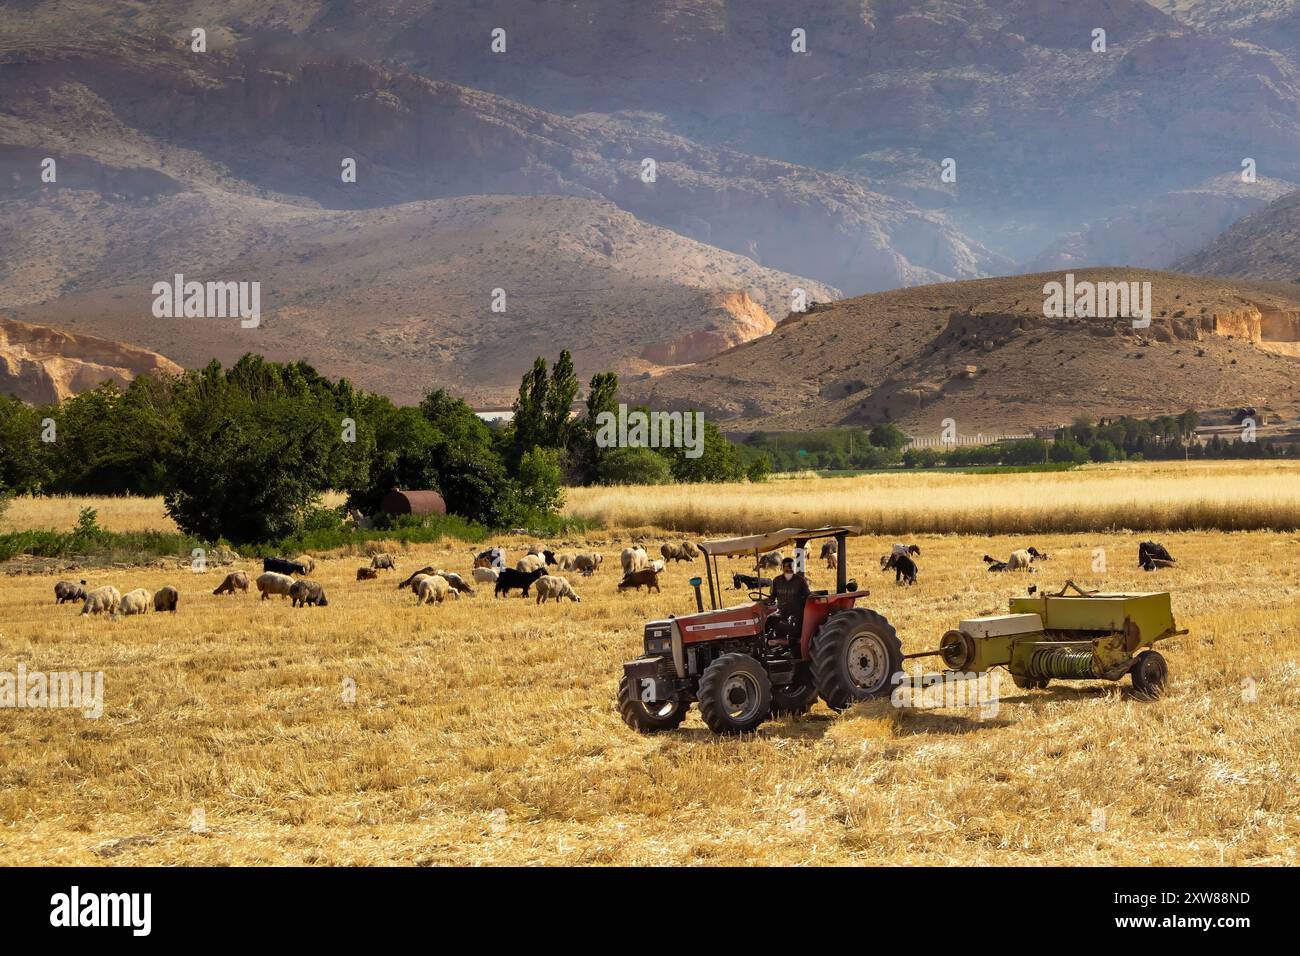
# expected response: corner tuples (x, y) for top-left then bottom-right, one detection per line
(417, 575), (459, 605)
(535, 575), (581, 604)
(620, 546), (649, 574)
(293, 554), (316, 574)
(80, 585), (121, 616)
(118, 588), (150, 616)
(570, 552), (602, 576)
(472, 566), (500, 585)
(1007, 549), (1034, 571)
(650, 558), (666, 573)
(257, 571), (295, 600)
(516, 553), (546, 573)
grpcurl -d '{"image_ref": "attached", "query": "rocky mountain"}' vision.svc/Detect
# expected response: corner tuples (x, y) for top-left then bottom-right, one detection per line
(1174, 188), (1300, 283)
(0, 316), (181, 405)
(625, 269), (1300, 432)
(0, 191), (836, 406)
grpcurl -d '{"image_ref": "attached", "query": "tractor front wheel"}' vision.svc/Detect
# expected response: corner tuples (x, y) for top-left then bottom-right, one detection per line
(1129, 650), (1169, 700)
(698, 653), (772, 734)
(618, 675), (689, 732)
(810, 608), (903, 711)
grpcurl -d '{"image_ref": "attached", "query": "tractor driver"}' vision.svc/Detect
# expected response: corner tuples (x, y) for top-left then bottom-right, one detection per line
(767, 556), (811, 648)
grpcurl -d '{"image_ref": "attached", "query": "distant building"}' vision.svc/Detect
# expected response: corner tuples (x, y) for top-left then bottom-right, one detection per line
(380, 488), (447, 517)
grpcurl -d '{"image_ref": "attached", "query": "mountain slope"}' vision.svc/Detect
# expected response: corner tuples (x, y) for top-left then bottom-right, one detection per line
(0, 191), (837, 406)
(1174, 188), (1300, 282)
(625, 269), (1300, 432)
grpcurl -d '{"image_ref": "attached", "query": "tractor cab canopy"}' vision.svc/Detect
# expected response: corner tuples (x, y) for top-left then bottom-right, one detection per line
(699, 526), (861, 557)
(697, 526), (860, 609)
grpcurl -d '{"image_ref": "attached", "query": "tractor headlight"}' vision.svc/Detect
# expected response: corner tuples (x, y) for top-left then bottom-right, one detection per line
(644, 625), (672, 656)
(939, 629), (976, 670)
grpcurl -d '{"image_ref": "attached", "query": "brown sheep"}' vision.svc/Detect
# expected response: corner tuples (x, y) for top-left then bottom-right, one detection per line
(213, 571), (249, 595)
(153, 586), (179, 612)
(370, 553), (397, 571)
(356, 567), (378, 581)
(289, 579), (328, 607)
(617, 568), (661, 593)
(54, 579), (87, 604)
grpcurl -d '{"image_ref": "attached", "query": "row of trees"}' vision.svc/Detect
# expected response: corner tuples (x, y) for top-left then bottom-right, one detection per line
(0, 351), (756, 544)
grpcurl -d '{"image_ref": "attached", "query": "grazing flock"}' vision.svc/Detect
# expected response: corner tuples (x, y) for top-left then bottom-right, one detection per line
(50, 535), (1181, 619)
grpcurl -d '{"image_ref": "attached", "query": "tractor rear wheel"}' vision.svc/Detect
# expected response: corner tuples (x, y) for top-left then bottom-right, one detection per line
(618, 675), (689, 733)
(810, 608), (903, 711)
(1128, 650), (1168, 700)
(698, 653), (772, 734)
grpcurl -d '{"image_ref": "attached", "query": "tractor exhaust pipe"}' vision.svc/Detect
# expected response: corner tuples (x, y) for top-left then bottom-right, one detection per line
(689, 577), (704, 613)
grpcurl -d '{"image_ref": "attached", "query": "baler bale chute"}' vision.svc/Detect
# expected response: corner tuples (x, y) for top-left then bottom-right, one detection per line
(923, 581), (1187, 697)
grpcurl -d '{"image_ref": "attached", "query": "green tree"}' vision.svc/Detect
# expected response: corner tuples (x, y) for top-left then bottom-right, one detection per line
(868, 422), (909, 450)
(516, 446), (566, 514)
(596, 446), (673, 485)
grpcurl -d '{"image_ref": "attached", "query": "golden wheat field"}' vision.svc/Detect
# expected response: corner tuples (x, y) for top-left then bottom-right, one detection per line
(1, 478), (1298, 865)
(567, 460), (1300, 534)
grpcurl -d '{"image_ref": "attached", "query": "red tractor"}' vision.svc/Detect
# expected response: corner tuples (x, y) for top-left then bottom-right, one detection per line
(618, 526), (904, 734)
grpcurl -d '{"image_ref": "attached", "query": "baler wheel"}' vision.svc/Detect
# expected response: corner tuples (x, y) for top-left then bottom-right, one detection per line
(618, 675), (688, 732)
(810, 608), (903, 711)
(1128, 650), (1169, 700)
(1012, 674), (1051, 690)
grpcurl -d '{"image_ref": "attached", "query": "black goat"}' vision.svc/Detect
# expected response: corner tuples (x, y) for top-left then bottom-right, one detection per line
(1027, 547), (1051, 561)
(264, 556), (308, 576)
(1138, 541), (1175, 571)
(884, 552), (918, 585)
(983, 555), (1010, 572)
(732, 572), (772, 591)
(495, 566), (545, 598)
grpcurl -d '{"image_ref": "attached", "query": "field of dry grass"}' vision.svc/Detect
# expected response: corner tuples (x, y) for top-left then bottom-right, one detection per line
(567, 460), (1300, 535)
(1, 501), (1297, 864)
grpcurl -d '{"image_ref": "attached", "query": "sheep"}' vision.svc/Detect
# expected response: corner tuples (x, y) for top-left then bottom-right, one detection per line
(153, 586), (179, 613)
(417, 575), (459, 605)
(525, 546), (557, 566)
(213, 571), (249, 595)
(1007, 549), (1033, 571)
(1138, 541), (1176, 571)
(433, 570), (475, 596)
(620, 547), (650, 574)
(473, 548), (500, 569)
(733, 572), (771, 591)
(289, 579), (328, 607)
(356, 567), (378, 581)
(54, 579), (87, 604)
(264, 557), (308, 576)
(618, 568), (661, 593)
(397, 566), (437, 590)
(495, 567), (545, 598)
(535, 575), (581, 604)
(883, 552), (917, 586)
(370, 553), (397, 571)
(80, 585), (121, 616)
(516, 553), (546, 573)
(660, 541), (698, 563)
(567, 552), (602, 576)
(293, 554), (316, 574)
(819, 540), (838, 570)
(256, 571), (295, 600)
(557, 553), (577, 571)
(757, 551), (783, 571)
(119, 588), (150, 616)
(650, 558), (666, 573)
(472, 566), (500, 585)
